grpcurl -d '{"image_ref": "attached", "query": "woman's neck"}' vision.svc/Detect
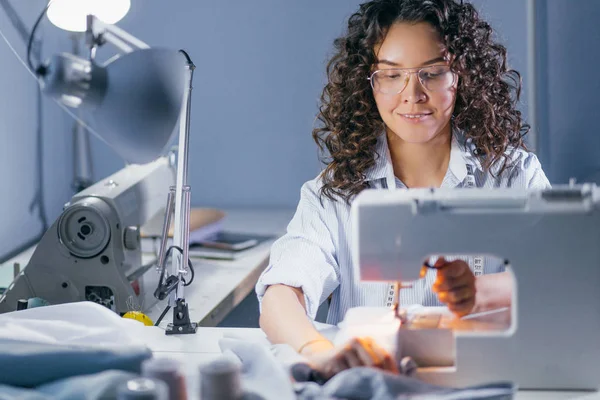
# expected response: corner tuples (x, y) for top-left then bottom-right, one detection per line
(387, 128), (452, 188)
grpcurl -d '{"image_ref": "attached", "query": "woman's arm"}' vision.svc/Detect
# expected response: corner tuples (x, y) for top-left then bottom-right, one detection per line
(473, 270), (513, 312)
(259, 284), (398, 379)
(259, 284), (332, 353)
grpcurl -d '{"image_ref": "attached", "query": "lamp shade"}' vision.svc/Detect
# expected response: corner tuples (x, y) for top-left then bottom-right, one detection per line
(42, 48), (187, 164)
(47, 0), (131, 32)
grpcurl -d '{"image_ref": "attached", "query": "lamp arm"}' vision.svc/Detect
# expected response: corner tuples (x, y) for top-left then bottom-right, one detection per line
(171, 55), (195, 304)
(85, 14), (149, 55)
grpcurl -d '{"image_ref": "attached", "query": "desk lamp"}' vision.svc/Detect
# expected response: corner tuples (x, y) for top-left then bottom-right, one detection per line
(32, 1), (198, 335)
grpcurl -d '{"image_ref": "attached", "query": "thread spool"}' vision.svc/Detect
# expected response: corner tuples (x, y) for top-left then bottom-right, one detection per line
(142, 358), (187, 400)
(123, 311), (154, 326)
(399, 356), (418, 377)
(16, 299), (28, 310)
(117, 377), (168, 400)
(199, 357), (242, 400)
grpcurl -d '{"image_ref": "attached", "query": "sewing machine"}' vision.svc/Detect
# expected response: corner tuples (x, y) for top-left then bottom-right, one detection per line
(351, 184), (600, 390)
(0, 157), (174, 315)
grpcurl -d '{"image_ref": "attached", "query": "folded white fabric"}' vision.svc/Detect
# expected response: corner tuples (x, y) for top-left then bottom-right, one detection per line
(0, 301), (148, 347)
(0, 302), (152, 388)
(335, 306), (402, 355)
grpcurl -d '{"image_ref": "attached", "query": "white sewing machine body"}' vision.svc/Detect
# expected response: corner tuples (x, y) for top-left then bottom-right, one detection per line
(351, 185), (600, 390)
(0, 157), (174, 314)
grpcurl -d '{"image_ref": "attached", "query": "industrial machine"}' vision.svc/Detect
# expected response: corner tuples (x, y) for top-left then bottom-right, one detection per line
(0, 157), (174, 315)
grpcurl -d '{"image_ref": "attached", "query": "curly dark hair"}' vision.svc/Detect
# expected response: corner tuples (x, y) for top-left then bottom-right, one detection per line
(313, 0), (528, 203)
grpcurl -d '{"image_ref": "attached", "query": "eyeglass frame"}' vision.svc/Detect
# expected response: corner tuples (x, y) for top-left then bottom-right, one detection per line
(367, 64), (457, 95)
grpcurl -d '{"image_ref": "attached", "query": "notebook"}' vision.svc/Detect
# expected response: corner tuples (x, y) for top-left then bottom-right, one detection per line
(188, 232), (276, 260)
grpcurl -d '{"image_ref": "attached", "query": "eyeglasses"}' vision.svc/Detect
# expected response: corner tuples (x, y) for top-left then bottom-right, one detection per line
(368, 65), (456, 95)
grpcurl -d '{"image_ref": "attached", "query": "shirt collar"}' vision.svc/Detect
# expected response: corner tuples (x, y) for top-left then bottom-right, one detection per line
(364, 130), (482, 187)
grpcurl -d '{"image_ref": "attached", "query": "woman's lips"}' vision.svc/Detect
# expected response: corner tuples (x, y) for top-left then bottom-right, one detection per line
(398, 112), (433, 123)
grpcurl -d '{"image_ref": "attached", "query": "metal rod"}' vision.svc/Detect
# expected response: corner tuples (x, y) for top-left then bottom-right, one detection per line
(84, 15), (147, 62)
(101, 31), (135, 53)
(181, 186), (191, 274)
(157, 188), (175, 274)
(71, 32), (94, 192)
(180, 62), (195, 186)
(86, 15), (149, 52)
(170, 58), (195, 304)
(177, 185), (192, 299)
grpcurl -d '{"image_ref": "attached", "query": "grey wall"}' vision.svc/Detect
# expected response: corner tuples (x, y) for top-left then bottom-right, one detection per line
(0, 0), (73, 261)
(3, 0), (599, 259)
(542, 0), (600, 184)
(89, 0), (363, 208)
(474, 0), (600, 185)
(471, 0), (530, 124)
(89, 0), (541, 209)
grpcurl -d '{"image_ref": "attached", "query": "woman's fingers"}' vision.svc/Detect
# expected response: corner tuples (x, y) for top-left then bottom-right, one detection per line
(448, 297), (476, 317)
(349, 337), (398, 373)
(343, 343), (363, 368)
(435, 259), (469, 279)
(438, 284), (475, 304)
(431, 259), (476, 317)
(310, 336), (398, 379)
(351, 337), (380, 367)
(433, 272), (472, 292)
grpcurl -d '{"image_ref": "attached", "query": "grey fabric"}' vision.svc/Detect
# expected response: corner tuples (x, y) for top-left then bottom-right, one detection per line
(321, 368), (515, 400)
(0, 339), (151, 388)
(0, 370), (137, 400)
(219, 338), (516, 400)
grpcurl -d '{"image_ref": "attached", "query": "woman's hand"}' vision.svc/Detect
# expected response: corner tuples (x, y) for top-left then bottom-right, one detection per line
(431, 257), (476, 317)
(300, 337), (398, 380)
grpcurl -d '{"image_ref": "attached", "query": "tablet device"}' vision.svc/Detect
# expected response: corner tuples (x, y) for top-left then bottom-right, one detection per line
(193, 231), (272, 251)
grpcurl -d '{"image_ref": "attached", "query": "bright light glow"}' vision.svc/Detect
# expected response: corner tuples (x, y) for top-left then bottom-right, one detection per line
(47, 0), (131, 32)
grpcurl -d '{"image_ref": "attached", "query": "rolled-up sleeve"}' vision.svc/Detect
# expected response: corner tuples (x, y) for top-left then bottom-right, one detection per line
(255, 180), (340, 320)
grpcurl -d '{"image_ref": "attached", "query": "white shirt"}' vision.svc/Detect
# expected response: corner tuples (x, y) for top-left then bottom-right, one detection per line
(255, 132), (551, 325)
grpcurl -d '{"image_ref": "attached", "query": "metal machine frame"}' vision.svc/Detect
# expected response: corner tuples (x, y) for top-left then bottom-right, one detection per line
(352, 185), (600, 390)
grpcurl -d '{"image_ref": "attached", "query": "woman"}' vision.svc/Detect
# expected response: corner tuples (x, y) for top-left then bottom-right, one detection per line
(257, 0), (550, 378)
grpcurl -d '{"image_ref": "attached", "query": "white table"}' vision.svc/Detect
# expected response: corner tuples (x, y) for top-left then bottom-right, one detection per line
(0, 208), (295, 326)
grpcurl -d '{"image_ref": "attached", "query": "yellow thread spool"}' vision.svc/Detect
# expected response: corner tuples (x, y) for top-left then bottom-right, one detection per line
(123, 311), (154, 326)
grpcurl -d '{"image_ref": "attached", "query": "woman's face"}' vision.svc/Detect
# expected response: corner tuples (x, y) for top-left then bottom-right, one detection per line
(372, 22), (457, 144)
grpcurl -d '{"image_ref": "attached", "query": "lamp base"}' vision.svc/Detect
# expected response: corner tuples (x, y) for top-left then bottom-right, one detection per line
(165, 298), (198, 335)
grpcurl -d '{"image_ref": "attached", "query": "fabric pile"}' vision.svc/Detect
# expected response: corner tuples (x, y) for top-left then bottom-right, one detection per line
(0, 302), (152, 400)
(217, 337), (516, 400)
(0, 302), (515, 399)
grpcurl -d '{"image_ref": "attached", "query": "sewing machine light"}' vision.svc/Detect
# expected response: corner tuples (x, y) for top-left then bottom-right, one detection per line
(28, 2), (188, 170)
(40, 48), (186, 164)
(47, 0), (131, 32)
(38, 11), (197, 334)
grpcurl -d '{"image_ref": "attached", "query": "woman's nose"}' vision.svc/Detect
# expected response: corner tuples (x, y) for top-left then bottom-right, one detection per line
(401, 73), (426, 103)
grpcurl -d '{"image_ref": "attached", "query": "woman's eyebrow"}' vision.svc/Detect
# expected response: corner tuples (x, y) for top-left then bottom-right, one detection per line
(376, 56), (446, 67)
